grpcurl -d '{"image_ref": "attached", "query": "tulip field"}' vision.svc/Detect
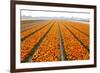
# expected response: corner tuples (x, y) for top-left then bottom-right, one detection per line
(20, 20), (90, 63)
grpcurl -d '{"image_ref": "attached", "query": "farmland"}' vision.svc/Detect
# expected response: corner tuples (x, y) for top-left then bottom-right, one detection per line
(20, 20), (90, 62)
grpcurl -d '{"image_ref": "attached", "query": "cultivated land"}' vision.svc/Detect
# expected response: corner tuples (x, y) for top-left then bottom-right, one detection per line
(20, 20), (90, 63)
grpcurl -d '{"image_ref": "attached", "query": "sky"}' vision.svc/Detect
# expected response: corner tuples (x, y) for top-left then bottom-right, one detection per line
(21, 9), (90, 21)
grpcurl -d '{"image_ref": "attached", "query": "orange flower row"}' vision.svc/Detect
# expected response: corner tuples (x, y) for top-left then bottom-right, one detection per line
(65, 21), (89, 35)
(21, 21), (49, 39)
(59, 22), (89, 60)
(21, 23), (52, 62)
(65, 23), (89, 48)
(31, 23), (60, 62)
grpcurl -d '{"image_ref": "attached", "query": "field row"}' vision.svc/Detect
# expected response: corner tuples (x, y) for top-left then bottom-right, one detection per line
(21, 20), (90, 62)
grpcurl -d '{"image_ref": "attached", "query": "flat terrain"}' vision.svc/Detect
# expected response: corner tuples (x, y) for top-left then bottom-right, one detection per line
(20, 20), (90, 63)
